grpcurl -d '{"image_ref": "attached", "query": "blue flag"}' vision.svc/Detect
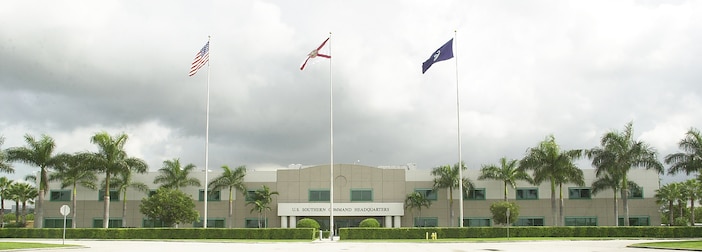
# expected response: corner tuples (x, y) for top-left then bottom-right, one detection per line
(422, 38), (454, 74)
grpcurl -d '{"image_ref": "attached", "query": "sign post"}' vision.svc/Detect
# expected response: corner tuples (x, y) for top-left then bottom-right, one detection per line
(59, 205), (70, 244)
(506, 208), (510, 240)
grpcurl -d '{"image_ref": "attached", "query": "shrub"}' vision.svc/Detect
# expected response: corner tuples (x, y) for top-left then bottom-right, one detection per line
(296, 218), (320, 230)
(359, 218), (380, 228)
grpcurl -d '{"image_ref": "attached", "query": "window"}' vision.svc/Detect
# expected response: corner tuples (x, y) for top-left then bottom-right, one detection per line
(98, 190), (120, 201)
(465, 218), (491, 227)
(628, 185), (643, 199)
(245, 190), (257, 201)
(414, 217), (438, 227)
(198, 190), (221, 201)
(350, 189), (373, 202)
(618, 216), (650, 226)
(44, 218), (72, 228)
(245, 218), (268, 228)
(465, 188), (486, 200)
(93, 218), (123, 228)
(194, 218), (225, 228)
(309, 189), (330, 202)
(414, 189), (437, 201)
(50, 190), (71, 201)
(564, 217), (597, 226)
(142, 219), (168, 228)
(569, 188), (592, 199)
(516, 188), (538, 200)
(515, 217), (544, 226)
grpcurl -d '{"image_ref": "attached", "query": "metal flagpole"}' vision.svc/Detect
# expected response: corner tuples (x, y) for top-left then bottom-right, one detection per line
(454, 30), (464, 227)
(204, 35), (211, 229)
(328, 32), (335, 240)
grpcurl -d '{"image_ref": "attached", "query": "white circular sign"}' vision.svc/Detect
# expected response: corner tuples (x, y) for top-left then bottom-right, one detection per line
(60, 205), (70, 216)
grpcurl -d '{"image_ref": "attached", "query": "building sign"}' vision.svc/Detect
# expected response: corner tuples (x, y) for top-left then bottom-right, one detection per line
(278, 202), (404, 216)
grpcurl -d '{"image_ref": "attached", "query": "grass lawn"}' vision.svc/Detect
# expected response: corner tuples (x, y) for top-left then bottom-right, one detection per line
(629, 240), (702, 250)
(0, 242), (76, 250)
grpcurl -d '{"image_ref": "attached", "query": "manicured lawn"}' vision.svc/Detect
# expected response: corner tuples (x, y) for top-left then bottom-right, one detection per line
(0, 242), (75, 250)
(629, 240), (702, 250)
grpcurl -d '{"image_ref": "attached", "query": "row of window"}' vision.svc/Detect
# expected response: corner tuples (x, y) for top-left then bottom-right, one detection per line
(48, 186), (646, 202)
(412, 216), (650, 227)
(44, 218), (268, 228)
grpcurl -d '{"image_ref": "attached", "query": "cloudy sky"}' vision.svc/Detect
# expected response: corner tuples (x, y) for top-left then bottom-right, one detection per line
(1, 0), (700, 184)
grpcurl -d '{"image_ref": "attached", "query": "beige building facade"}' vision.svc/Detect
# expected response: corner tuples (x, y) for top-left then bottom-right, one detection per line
(41, 164), (661, 229)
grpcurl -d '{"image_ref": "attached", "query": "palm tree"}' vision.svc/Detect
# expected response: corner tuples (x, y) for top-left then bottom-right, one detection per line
(154, 158), (201, 190)
(430, 162), (474, 227)
(6, 134), (63, 228)
(520, 135), (583, 226)
(49, 153), (98, 228)
(88, 131), (148, 228)
(0, 136), (15, 174)
(107, 162), (148, 228)
(666, 128), (702, 175)
(682, 179), (702, 225)
(8, 182), (38, 225)
(0, 177), (13, 227)
(404, 192), (431, 226)
(208, 165), (247, 228)
(656, 182), (682, 226)
(479, 157), (532, 201)
(246, 185), (278, 228)
(587, 122), (663, 226)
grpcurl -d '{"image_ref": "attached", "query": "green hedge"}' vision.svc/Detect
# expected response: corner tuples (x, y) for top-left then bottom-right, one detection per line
(340, 227), (702, 240)
(0, 228), (315, 240)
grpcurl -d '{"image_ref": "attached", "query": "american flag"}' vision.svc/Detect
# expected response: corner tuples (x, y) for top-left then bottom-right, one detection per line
(189, 41), (209, 76)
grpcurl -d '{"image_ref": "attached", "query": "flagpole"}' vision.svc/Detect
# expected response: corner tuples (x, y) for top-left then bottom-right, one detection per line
(328, 32), (335, 240)
(454, 30), (464, 228)
(204, 35), (211, 229)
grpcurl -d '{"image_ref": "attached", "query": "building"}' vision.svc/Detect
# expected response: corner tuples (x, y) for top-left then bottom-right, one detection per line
(41, 163), (661, 229)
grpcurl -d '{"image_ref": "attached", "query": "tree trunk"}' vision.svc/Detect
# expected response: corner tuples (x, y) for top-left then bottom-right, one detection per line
(613, 191), (619, 226)
(668, 201), (674, 226)
(122, 191), (128, 228)
(622, 187), (629, 226)
(228, 187), (233, 228)
(559, 184), (564, 226)
(690, 196), (695, 225)
(551, 181), (557, 226)
(35, 189), (44, 228)
(448, 189), (454, 227)
(72, 186), (77, 228)
(0, 194), (5, 228)
(503, 181), (508, 201)
(103, 173), (110, 228)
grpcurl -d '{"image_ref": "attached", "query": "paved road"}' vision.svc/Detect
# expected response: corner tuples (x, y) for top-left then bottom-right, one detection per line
(3, 239), (684, 252)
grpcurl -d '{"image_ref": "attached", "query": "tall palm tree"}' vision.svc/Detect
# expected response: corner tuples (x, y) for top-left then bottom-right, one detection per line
(49, 153), (98, 228)
(587, 122), (663, 226)
(107, 162), (148, 228)
(154, 158), (201, 190)
(430, 162), (474, 227)
(666, 128), (702, 176)
(479, 157), (532, 201)
(6, 134), (63, 228)
(246, 185), (278, 228)
(404, 191), (431, 226)
(208, 165), (247, 228)
(8, 182), (38, 225)
(89, 131), (147, 228)
(656, 182), (682, 226)
(0, 177), (13, 227)
(682, 179), (702, 225)
(520, 135), (583, 226)
(591, 171), (639, 226)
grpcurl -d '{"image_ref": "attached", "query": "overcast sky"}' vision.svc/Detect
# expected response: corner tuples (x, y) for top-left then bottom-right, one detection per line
(1, 0), (700, 184)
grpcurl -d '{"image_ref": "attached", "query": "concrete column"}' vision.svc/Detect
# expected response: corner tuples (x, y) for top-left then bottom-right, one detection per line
(394, 216), (402, 228)
(385, 216), (393, 228)
(290, 216), (297, 228)
(281, 216), (288, 228)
